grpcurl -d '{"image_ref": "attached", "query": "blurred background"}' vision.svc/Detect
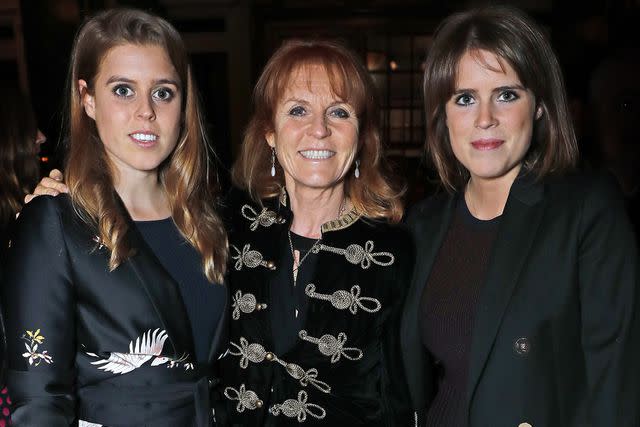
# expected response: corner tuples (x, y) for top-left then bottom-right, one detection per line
(1, 0), (638, 205)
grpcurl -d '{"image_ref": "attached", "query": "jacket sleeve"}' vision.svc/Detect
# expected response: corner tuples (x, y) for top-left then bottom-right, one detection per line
(380, 229), (415, 426)
(1, 196), (76, 426)
(577, 175), (640, 426)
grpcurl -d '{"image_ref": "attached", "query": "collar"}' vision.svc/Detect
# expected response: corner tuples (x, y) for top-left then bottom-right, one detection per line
(276, 186), (361, 233)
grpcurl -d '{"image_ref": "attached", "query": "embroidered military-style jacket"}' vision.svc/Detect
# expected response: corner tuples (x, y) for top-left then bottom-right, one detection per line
(1, 195), (227, 427)
(218, 191), (414, 426)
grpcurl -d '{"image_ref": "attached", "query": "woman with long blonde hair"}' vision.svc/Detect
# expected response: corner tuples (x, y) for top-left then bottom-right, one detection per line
(2, 9), (228, 426)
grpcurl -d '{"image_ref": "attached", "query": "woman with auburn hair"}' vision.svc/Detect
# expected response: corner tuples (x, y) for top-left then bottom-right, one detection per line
(218, 39), (412, 425)
(401, 6), (639, 426)
(2, 8), (228, 426)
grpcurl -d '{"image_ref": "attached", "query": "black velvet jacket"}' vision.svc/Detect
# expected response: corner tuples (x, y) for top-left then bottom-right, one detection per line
(218, 191), (414, 426)
(1, 195), (228, 427)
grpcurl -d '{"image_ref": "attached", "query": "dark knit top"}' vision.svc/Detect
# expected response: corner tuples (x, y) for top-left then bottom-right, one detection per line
(136, 218), (226, 362)
(420, 196), (500, 426)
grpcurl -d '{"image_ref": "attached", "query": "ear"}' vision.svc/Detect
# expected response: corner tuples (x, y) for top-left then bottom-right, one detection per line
(78, 79), (96, 120)
(265, 132), (276, 148)
(535, 105), (543, 120)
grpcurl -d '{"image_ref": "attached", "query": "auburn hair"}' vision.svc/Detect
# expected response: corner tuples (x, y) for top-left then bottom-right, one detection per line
(232, 39), (404, 223)
(65, 8), (227, 282)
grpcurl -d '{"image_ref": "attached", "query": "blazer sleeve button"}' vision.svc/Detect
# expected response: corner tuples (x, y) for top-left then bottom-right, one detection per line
(513, 337), (531, 355)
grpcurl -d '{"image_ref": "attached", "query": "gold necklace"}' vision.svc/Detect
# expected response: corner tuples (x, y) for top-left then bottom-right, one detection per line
(288, 197), (346, 287)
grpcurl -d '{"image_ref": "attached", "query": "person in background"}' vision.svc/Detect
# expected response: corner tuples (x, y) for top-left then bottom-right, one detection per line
(217, 39), (413, 426)
(0, 84), (46, 252)
(2, 9), (228, 426)
(586, 48), (640, 239)
(401, 6), (639, 426)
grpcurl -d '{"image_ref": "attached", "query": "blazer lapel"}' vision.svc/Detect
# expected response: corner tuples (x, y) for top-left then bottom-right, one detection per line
(401, 193), (456, 410)
(465, 176), (546, 416)
(126, 220), (195, 360)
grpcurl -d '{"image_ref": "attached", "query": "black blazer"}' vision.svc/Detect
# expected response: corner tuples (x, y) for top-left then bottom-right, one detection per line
(401, 173), (640, 426)
(1, 195), (228, 427)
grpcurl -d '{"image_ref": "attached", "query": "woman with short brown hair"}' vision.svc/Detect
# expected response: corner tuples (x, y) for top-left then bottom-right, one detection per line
(401, 6), (639, 426)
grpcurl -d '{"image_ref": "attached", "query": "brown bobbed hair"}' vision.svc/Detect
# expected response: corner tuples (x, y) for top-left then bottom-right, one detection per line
(232, 39), (404, 223)
(0, 85), (40, 227)
(66, 8), (227, 282)
(423, 5), (578, 192)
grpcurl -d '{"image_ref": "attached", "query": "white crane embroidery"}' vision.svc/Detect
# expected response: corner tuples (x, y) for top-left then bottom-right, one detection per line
(86, 328), (174, 374)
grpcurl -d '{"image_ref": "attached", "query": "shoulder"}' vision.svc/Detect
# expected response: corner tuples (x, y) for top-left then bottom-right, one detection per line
(404, 191), (452, 228)
(17, 194), (74, 228)
(542, 171), (625, 211)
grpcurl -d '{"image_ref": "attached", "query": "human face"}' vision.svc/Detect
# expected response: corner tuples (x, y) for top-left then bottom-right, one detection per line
(445, 49), (540, 186)
(80, 43), (182, 180)
(266, 65), (359, 195)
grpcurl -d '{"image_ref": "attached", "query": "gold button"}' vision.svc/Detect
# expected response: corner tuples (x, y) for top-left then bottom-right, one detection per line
(256, 399), (263, 408)
(266, 260), (276, 270)
(265, 352), (274, 361)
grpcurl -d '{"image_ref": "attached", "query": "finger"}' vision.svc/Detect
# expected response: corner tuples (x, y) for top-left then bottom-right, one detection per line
(36, 177), (68, 194)
(33, 183), (61, 197)
(49, 169), (63, 181)
(23, 194), (34, 204)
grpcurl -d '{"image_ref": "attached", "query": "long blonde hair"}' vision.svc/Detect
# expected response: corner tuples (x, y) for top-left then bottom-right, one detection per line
(65, 8), (227, 283)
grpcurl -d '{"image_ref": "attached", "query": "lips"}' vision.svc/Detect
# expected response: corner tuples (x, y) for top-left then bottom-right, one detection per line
(471, 138), (504, 150)
(299, 149), (336, 160)
(129, 132), (158, 147)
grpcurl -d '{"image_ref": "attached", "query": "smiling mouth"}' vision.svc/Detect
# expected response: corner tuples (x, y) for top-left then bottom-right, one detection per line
(129, 133), (159, 148)
(299, 149), (336, 160)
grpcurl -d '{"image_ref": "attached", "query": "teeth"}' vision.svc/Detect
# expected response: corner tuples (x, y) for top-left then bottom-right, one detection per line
(131, 133), (158, 142)
(299, 150), (335, 160)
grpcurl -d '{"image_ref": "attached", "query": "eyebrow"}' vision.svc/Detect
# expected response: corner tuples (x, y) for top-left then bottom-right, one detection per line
(452, 84), (527, 95)
(105, 76), (180, 87)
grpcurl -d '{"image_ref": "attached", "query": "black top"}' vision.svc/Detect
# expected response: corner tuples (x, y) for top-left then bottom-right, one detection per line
(269, 230), (318, 355)
(136, 217), (226, 362)
(420, 196), (500, 427)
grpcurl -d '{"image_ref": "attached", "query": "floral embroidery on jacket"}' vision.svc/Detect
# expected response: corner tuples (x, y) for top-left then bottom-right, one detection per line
(85, 328), (194, 374)
(21, 329), (53, 366)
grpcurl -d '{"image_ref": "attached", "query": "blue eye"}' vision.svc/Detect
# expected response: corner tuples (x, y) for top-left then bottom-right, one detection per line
(454, 93), (474, 106)
(153, 87), (174, 101)
(330, 107), (350, 119)
(113, 85), (134, 98)
(288, 106), (306, 116)
(498, 90), (519, 102)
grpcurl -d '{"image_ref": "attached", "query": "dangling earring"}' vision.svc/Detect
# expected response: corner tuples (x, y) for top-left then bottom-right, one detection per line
(270, 147), (276, 177)
(354, 159), (360, 178)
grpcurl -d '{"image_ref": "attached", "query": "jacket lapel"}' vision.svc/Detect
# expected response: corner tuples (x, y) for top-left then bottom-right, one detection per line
(401, 193), (456, 410)
(125, 219), (196, 360)
(465, 176), (546, 416)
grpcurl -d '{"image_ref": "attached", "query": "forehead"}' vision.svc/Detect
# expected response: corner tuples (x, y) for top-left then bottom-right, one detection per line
(280, 63), (347, 101)
(97, 43), (178, 81)
(455, 49), (521, 85)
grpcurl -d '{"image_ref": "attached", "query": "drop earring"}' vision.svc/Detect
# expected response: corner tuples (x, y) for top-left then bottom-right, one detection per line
(354, 159), (360, 178)
(270, 147), (276, 177)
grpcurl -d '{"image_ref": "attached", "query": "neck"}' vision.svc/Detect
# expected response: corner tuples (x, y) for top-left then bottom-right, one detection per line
(113, 170), (171, 221)
(466, 167), (520, 220)
(286, 184), (346, 239)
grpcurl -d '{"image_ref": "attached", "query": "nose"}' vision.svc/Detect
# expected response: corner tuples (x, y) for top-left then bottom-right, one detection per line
(136, 96), (156, 121)
(307, 113), (331, 139)
(475, 101), (498, 129)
